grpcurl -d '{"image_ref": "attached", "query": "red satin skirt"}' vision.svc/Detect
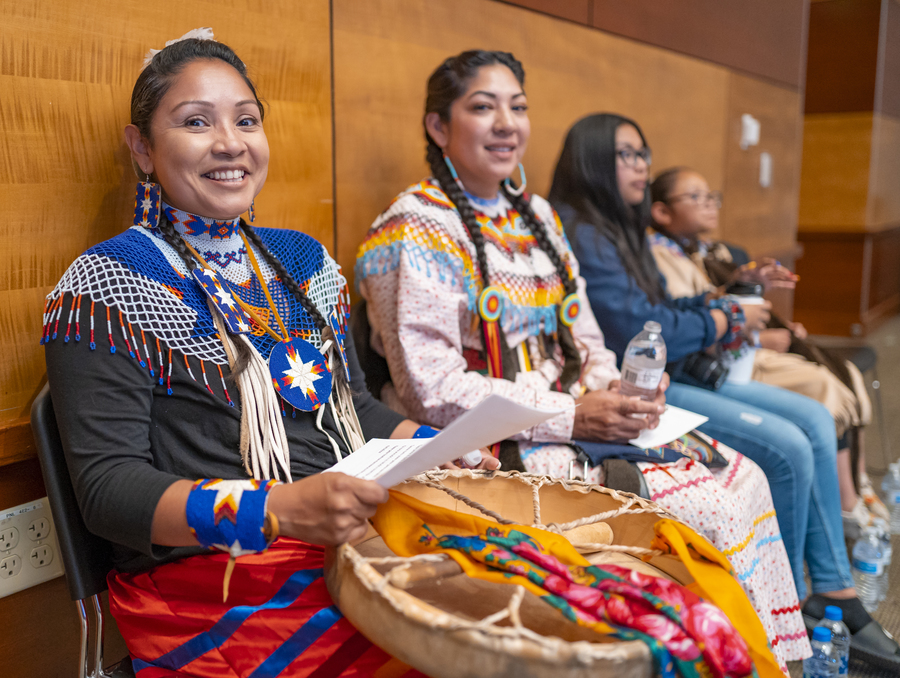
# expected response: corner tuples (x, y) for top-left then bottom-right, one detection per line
(108, 539), (426, 678)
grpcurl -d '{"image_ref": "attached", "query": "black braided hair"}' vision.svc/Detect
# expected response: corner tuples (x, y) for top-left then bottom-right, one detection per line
(239, 221), (348, 390)
(424, 50), (582, 390)
(155, 215), (252, 376)
(500, 185), (582, 389)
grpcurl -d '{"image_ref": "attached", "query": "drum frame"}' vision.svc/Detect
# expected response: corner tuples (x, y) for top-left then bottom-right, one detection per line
(325, 469), (693, 678)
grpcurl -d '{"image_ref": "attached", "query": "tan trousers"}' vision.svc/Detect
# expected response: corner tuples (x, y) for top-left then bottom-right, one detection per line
(752, 348), (872, 438)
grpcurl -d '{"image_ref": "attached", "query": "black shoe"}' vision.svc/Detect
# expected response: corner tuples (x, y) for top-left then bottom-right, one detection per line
(803, 613), (900, 671)
(849, 620), (900, 672)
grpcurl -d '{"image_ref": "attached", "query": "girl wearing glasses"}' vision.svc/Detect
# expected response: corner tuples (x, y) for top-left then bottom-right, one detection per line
(648, 166), (887, 530)
(550, 113), (899, 668)
(357, 51), (806, 670)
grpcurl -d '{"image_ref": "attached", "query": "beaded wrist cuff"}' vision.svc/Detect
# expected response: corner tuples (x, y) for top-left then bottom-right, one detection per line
(708, 296), (746, 350)
(185, 478), (279, 557)
(412, 425), (440, 439)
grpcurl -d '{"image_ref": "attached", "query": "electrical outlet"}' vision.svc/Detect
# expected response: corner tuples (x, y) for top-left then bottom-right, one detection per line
(0, 527), (19, 551)
(27, 518), (50, 541)
(30, 545), (53, 568)
(0, 555), (22, 578)
(0, 499), (64, 598)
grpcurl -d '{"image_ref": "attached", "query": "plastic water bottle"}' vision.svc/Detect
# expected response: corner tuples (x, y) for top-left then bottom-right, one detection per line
(803, 626), (839, 678)
(619, 321), (667, 400)
(873, 518), (892, 602)
(851, 526), (884, 612)
(814, 606), (850, 677)
(882, 462), (900, 534)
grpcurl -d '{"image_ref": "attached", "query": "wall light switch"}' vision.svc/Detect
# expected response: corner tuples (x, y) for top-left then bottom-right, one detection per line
(741, 114), (761, 149)
(759, 152), (773, 188)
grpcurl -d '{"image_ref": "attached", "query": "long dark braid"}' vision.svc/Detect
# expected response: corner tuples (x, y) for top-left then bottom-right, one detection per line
(425, 139), (517, 378)
(156, 215), (252, 376)
(239, 221), (347, 390)
(424, 50), (582, 390)
(501, 186), (582, 390)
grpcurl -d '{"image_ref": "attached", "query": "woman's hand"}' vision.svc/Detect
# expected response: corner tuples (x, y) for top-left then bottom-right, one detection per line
(573, 385), (665, 442)
(742, 300), (772, 332)
(734, 258), (797, 291)
(758, 328), (792, 353)
(267, 473), (388, 546)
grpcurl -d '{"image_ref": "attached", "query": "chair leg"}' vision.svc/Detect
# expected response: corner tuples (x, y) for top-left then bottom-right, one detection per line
(91, 594), (109, 678)
(77, 599), (90, 678)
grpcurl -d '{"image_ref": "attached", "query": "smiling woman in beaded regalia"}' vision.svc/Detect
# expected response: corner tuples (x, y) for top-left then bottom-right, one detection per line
(41, 30), (489, 677)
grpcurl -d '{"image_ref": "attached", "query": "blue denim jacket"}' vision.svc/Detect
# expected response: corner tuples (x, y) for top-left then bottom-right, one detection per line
(559, 207), (717, 365)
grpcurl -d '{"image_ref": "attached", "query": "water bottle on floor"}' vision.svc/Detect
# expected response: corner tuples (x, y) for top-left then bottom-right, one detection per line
(851, 526), (884, 612)
(814, 606), (850, 677)
(803, 626), (839, 678)
(873, 517), (892, 602)
(619, 321), (666, 401)
(882, 462), (900, 534)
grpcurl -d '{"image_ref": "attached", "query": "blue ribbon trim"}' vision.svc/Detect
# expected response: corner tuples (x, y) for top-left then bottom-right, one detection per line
(248, 606), (343, 678)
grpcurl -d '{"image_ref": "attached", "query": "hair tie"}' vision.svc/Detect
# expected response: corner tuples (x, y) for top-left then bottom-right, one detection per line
(142, 27), (216, 69)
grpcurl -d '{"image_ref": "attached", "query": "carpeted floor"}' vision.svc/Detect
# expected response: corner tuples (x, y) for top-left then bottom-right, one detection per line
(788, 315), (900, 678)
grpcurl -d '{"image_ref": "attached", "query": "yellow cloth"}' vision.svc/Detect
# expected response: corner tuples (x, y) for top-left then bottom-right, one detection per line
(651, 520), (783, 678)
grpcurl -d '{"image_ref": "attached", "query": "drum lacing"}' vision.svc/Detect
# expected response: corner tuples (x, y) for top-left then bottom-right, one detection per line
(414, 471), (665, 558)
(414, 478), (519, 525)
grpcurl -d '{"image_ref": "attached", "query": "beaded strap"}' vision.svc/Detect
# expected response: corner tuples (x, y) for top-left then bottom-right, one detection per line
(708, 296), (747, 351)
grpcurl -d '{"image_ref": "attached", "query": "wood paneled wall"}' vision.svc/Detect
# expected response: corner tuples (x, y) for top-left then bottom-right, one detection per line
(0, 2), (332, 675)
(500, 0), (809, 88)
(804, 0), (881, 114)
(796, 0), (900, 334)
(333, 0), (804, 293)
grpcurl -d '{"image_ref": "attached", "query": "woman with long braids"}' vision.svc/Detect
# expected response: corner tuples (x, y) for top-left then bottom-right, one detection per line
(356, 50), (808, 671)
(42, 31), (460, 677)
(550, 113), (900, 670)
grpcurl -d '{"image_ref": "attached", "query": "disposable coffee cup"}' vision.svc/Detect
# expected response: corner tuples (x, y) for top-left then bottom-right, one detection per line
(726, 347), (757, 385)
(725, 295), (762, 385)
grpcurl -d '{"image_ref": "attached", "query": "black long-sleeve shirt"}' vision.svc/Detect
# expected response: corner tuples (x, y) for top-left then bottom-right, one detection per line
(45, 296), (405, 572)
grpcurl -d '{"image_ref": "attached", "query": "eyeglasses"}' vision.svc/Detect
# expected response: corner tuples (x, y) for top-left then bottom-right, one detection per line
(616, 145), (652, 168)
(667, 190), (723, 209)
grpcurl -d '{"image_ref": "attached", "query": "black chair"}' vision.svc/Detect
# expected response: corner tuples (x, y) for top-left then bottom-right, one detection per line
(349, 298), (393, 401)
(30, 384), (135, 678)
(807, 337), (892, 469)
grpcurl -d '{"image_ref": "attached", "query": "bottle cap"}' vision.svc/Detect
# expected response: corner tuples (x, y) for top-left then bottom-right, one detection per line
(812, 627), (832, 642)
(824, 605), (843, 621)
(643, 321), (662, 334)
(461, 450), (483, 467)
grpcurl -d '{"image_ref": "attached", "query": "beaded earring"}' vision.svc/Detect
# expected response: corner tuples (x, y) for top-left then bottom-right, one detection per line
(133, 173), (161, 229)
(248, 200), (256, 224)
(443, 154), (466, 193)
(504, 163), (527, 196)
